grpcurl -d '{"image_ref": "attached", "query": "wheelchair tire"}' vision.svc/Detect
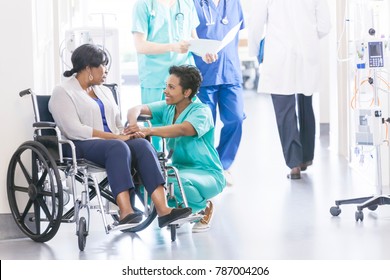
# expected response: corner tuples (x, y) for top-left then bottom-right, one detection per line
(170, 225), (177, 242)
(7, 141), (63, 243)
(78, 217), (87, 251)
(120, 187), (157, 233)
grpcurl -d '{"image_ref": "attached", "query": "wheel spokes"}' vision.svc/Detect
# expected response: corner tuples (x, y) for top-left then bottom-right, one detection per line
(16, 156), (32, 185)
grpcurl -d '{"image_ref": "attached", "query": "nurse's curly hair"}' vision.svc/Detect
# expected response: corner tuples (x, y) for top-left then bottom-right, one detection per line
(169, 65), (203, 99)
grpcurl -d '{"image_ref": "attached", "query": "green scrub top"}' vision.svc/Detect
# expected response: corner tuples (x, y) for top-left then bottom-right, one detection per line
(132, 0), (199, 89)
(147, 99), (225, 212)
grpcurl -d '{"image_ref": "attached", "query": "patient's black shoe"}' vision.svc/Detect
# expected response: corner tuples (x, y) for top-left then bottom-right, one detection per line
(158, 208), (192, 228)
(119, 212), (143, 225)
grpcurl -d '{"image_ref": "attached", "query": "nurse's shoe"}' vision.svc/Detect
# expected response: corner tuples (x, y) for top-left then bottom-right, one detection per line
(224, 170), (234, 187)
(192, 200), (214, 233)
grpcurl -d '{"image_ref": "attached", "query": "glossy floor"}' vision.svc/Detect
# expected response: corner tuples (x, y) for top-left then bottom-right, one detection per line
(1, 91), (390, 260)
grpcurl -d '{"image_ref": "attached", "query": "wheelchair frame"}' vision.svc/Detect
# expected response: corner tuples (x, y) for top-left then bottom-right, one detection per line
(7, 85), (201, 251)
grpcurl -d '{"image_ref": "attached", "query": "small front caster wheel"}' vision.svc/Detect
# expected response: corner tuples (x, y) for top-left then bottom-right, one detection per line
(78, 217), (88, 251)
(170, 225), (177, 242)
(330, 206), (341, 216)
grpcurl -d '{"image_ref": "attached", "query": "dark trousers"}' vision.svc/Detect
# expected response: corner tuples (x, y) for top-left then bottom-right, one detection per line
(271, 94), (315, 169)
(63, 138), (165, 199)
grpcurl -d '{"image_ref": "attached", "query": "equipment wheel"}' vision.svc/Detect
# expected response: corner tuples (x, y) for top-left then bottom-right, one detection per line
(368, 205), (378, 211)
(355, 210), (364, 222)
(330, 206), (341, 216)
(7, 141), (63, 242)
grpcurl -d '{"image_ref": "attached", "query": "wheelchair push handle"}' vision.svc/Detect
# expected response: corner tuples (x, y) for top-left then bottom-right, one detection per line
(137, 114), (152, 122)
(19, 89), (32, 97)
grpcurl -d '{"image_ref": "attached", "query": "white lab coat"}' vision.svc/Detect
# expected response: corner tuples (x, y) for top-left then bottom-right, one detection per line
(248, 0), (331, 95)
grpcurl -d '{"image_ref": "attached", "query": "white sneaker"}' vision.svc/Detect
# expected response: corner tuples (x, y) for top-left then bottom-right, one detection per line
(224, 170), (234, 187)
(192, 200), (214, 233)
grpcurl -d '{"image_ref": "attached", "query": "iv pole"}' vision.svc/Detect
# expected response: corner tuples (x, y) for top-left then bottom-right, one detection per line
(354, 63), (390, 221)
(330, 29), (390, 221)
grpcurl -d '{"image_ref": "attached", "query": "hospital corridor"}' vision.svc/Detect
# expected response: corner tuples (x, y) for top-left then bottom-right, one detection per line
(1, 89), (390, 260)
(2, 1), (390, 275)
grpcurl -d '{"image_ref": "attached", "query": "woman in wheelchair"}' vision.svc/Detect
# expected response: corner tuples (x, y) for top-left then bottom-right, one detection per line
(126, 65), (226, 232)
(48, 44), (192, 227)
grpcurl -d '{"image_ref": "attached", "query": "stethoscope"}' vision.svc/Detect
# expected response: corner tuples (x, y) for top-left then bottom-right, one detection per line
(150, 0), (184, 21)
(150, 0), (184, 40)
(150, 0), (184, 41)
(200, 0), (228, 26)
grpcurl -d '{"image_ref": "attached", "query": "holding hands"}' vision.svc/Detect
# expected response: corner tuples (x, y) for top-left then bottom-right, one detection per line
(123, 124), (148, 138)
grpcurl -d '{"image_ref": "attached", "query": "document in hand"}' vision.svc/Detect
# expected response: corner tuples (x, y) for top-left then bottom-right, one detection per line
(189, 21), (242, 57)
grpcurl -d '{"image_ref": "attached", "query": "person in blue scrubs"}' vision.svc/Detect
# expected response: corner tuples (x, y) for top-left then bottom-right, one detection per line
(126, 65), (226, 232)
(192, 0), (246, 186)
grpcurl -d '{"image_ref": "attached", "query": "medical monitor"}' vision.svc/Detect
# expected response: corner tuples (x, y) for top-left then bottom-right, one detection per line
(368, 41), (384, 68)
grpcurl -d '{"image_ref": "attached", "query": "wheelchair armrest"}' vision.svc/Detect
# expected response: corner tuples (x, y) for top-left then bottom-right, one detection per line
(19, 89), (32, 97)
(33, 121), (56, 128)
(137, 114), (152, 122)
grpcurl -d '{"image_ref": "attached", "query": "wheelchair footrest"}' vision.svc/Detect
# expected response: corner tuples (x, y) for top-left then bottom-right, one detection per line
(108, 221), (142, 232)
(168, 213), (203, 226)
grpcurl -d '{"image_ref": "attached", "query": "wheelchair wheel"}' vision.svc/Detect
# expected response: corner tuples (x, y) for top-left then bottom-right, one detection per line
(121, 186), (157, 233)
(7, 141), (63, 242)
(170, 225), (177, 242)
(78, 217), (87, 251)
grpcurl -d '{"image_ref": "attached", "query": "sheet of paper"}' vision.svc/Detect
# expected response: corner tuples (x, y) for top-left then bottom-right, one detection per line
(189, 39), (222, 56)
(189, 21), (242, 57)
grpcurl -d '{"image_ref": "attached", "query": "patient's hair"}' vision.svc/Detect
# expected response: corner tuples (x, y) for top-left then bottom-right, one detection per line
(63, 44), (109, 77)
(169, 65), (203, 99)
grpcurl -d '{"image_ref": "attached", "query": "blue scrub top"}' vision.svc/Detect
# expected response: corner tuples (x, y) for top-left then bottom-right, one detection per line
(193, 0), (245, 87)
(132, 0), (200, 88)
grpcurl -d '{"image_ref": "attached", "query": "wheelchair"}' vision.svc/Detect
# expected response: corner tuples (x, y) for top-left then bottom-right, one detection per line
(6, 84), (202, 251)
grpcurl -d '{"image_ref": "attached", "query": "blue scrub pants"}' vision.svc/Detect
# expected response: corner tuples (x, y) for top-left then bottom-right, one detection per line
(63, 138), (165, 200)
(197, 84), (245, 170)
(271, 94), (315, 169)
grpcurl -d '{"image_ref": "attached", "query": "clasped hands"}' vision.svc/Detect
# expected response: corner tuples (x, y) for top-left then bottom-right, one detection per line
(121, 124), (148, 139)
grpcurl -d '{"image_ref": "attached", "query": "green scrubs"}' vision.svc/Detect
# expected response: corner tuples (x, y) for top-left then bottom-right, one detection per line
(148, 99), (226, 212)
(132, 0), (199, 102)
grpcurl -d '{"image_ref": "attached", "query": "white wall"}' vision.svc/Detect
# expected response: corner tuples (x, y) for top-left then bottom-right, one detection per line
(0, 0), (36, 214)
